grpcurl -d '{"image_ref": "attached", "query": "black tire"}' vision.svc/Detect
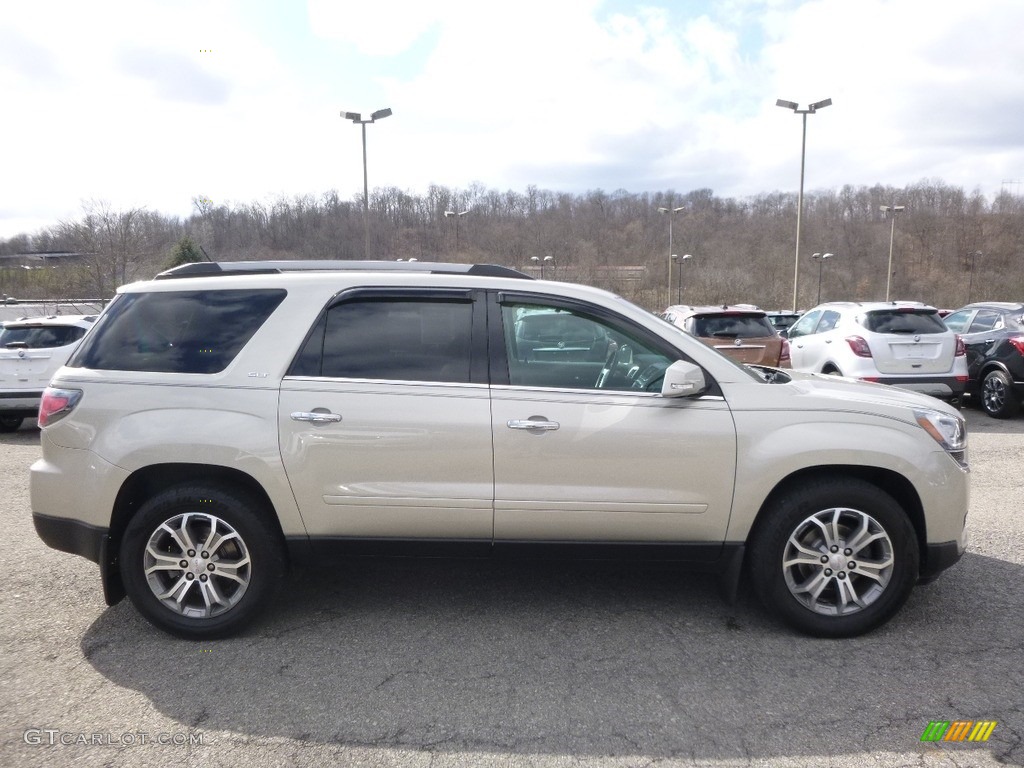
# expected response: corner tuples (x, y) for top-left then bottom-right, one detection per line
(120, 484), (286, 640)
(749, 478), (919, 638)
(0, 416), (23, 433)
(981, 369), (1020, 419)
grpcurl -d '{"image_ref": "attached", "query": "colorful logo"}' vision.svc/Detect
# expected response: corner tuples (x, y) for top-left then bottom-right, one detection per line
(921, 721), (997, 742)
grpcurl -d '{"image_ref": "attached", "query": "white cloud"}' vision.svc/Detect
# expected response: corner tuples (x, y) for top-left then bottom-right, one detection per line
(3, 0), (1024, 239)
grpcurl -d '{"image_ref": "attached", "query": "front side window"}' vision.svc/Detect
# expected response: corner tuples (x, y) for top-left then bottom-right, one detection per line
(942, 310), (972, 333)
(787, 309), (822, 339)
(69, 289), (286, 374)
(292, 297), (473, 383)
(502, 302), (672, 391)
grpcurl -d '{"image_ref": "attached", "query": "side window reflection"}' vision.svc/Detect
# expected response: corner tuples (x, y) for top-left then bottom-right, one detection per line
(502, 303), (671, 392)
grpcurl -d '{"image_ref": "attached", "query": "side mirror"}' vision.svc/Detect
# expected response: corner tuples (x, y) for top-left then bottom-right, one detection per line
(660, 360), (707, 398)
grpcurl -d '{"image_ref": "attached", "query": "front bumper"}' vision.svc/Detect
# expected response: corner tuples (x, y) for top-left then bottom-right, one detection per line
(919, 539), (967, 583)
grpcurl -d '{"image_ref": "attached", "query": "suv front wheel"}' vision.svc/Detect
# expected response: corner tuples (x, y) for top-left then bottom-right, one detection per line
(749, 478), (919, 638)
(119, 484), (286, 639)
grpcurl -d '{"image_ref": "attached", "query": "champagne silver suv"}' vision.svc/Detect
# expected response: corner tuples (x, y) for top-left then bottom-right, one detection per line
(30, 261), (969, 640)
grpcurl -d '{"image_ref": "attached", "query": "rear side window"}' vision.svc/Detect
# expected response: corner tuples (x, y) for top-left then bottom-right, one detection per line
(290, 297), (473, 383)
(693, 314), (774, 338)
(0, 324), (86, 349)
(68, 289), (286, 373)
(862, 310), (946, 334)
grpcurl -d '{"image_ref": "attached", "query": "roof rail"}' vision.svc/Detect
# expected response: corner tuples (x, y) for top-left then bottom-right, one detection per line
(155, 260), (533, 280)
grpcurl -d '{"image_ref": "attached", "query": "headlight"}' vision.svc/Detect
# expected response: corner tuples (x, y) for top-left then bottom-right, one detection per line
(914, 408), (967, 466)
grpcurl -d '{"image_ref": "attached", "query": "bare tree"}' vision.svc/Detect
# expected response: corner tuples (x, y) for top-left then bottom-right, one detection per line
(57, 200), (160, 297)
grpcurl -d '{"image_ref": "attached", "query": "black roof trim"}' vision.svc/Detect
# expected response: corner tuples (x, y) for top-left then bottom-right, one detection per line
(155, 260), (533, 280)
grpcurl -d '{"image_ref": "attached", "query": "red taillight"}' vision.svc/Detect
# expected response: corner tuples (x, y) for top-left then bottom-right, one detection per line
(955, 335), (966, 357)
(1009, 336), (1024, 356)
(845, 336), (873, 358)
(779, 339), (791, 363)
(38, 387), (82, 428)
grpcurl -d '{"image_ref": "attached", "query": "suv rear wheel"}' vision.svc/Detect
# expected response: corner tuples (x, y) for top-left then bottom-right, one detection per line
(119, 484), (286, 639)
(749, 478), (919, 638)
(0, 416), (23, 432)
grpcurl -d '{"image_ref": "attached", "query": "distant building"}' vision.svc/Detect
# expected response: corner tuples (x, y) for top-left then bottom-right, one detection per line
(0, 251), (89, 270)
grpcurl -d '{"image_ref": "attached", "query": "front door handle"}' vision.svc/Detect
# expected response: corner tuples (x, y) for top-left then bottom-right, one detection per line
(507, 419), (560, 431)
(291, 411), (342, 424)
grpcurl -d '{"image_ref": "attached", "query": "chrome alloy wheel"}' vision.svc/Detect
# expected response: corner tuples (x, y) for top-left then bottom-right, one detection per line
(782, 507), (894, 616)
(143, 513), (252, 619)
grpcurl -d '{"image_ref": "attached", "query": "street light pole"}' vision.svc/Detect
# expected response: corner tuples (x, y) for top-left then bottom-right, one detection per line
(444, 209), (470, 251)
(671, 254), (692, 304)
(967, 250), (981, 303)
(880, 204), (905, 301)
(341, 107), (393, 258)
(777, 98), (832, 311)
(658, 205), (685, 307)
(811, 252), (834, 305)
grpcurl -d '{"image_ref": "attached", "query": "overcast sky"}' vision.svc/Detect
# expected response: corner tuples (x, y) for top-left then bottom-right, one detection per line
(2, 0), (1023, 240)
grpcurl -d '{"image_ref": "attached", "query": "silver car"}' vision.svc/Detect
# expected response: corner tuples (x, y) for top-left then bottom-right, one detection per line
(30, 263), (969, 640)
(786, 301), (968, 406)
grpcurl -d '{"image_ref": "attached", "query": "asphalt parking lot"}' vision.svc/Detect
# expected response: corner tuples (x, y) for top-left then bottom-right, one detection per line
(1, 407), (1022, 768)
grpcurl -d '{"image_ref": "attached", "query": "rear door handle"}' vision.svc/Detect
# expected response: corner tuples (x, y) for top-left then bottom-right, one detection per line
(291, 411), (342, 424)
(507, 419), (559, 431)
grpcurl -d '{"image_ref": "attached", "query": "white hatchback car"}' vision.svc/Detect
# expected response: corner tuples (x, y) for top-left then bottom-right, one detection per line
(30, 262), (969, 640)
(0, 314), (97, 431)
(786, 301), (968, 406)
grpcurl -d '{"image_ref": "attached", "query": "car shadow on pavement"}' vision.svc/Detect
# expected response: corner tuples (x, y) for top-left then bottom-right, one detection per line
(81, 552), (1023, 764)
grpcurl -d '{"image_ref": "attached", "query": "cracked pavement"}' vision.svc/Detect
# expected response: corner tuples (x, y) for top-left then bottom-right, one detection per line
(1, 407), (1022, 767)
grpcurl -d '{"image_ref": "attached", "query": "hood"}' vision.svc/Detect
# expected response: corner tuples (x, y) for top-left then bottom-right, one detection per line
(746, 368), (961, 418)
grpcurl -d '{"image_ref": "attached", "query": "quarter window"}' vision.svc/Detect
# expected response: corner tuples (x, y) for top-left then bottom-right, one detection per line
(69, 290), (286, 374)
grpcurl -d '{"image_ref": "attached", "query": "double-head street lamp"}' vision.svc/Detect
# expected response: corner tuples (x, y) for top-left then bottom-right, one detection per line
(811, 251), (834, 305)
(531, 255), (554, 279)
(444, 209), (470, 251)
(671, 253), (693, 304)
(880, 204), (905, 301)
(776, 97), (832, 311)
(341, 107), (393, 258)
(658, 205), (685, 307)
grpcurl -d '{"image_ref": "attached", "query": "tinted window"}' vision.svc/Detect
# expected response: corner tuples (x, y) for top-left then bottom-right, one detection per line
(968, 310), (1001, 333)
(814, 310), (842, 334)
(862, 309), (946, 334)
(69, 290), (286, 373)
(692, 314), (775, 338)
(293, 298), (473, 383)
(0, 324), (86, 349)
